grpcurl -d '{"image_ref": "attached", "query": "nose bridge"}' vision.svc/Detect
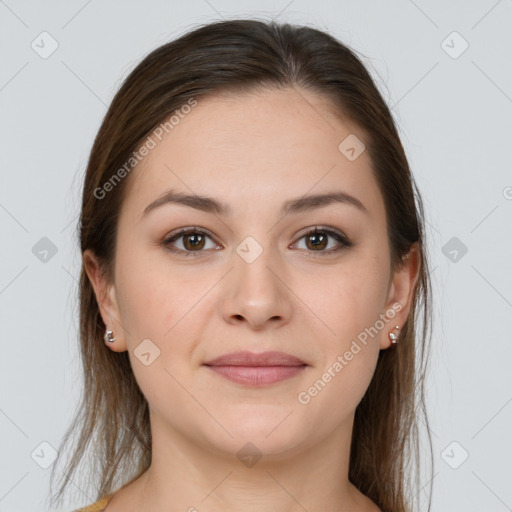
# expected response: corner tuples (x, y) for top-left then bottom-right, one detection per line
(221, 233), (291, 328)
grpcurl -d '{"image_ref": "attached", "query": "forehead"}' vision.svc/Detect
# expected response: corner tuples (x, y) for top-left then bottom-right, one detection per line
(122, 87), (384, 222)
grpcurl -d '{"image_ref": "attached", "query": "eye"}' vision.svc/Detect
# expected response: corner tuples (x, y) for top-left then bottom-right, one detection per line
(162, 226), (353, 258)
(292, 226), (353, 256)
(162, 227), (220, 256)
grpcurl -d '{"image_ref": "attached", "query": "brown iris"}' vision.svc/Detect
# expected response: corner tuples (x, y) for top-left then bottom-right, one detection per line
(183, 233), (206, 251)
(305, 232), (328, 251)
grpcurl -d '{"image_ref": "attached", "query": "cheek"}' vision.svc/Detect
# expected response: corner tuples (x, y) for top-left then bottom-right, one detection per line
(295, 267), (384, 426)
(115, 247), (216, 375)
(295, 255), (386, 402)
(298, 345), (379, 435)
(115, 245), (192, 337)
(311, 258), (388, 342)
(113, 253), (209, 414)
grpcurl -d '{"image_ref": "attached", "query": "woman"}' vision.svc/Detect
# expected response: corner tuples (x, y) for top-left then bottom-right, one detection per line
(49, 18), (434, 512)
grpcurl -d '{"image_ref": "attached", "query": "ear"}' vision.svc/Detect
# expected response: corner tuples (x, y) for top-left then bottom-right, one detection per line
(82, 249), (127, 352)
(379, 242), (421, 350)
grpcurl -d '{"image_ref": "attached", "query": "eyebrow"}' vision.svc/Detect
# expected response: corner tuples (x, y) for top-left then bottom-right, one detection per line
(141, 189), (369, 220)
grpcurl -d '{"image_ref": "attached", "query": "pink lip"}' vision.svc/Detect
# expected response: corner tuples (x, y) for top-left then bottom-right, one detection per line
(203, 350), (306, 366)
(203, 351), (307, 387)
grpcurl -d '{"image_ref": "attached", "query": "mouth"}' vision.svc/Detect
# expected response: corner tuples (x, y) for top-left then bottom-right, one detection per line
(202, 351), (308, 387)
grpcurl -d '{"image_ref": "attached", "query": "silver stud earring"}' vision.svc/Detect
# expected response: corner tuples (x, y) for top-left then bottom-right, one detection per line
(104, 329), (116, 344)
(389, 325), (400, 344)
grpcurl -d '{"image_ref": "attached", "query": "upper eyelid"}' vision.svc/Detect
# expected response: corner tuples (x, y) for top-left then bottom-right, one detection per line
(164, 227), (217, 243)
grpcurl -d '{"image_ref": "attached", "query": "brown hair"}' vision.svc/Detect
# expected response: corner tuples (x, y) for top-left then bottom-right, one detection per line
(48, 18), (434, 512)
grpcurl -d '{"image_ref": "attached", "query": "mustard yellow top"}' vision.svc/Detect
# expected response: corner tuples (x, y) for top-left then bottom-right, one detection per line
(73, 493), (114, 511)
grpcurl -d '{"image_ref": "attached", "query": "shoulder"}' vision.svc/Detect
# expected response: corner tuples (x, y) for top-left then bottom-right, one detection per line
(73, 494), (114, 512)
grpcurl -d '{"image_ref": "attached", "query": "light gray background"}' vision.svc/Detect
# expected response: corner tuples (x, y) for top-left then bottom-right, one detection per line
(1, 1), (511, 511)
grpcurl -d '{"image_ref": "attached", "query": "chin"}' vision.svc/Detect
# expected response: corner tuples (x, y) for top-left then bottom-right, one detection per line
(205, 413), (307, 456)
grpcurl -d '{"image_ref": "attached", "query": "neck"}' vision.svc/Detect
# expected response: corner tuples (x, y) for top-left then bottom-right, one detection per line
(121, 410), (375, 512)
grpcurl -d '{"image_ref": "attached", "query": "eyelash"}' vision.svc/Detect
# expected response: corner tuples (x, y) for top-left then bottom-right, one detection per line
(162, 226), (353, 258)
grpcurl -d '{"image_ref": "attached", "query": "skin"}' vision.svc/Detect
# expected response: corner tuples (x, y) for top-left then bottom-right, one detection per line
(84, 86), (419, 512)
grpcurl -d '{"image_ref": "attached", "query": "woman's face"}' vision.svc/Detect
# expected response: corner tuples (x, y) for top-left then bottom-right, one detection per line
(86, 86), (417, 459)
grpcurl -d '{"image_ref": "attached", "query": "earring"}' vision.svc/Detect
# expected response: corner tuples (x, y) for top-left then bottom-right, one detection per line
(104, 329), (116, 344)
(389, 325), (400, 344)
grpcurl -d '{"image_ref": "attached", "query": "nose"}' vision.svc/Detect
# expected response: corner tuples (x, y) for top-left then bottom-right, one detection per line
(221, 247), (293, 331)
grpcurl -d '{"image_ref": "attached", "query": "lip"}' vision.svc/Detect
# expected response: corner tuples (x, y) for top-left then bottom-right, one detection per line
(203, 350), (306, 367)
(203, 351), (308, 387)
